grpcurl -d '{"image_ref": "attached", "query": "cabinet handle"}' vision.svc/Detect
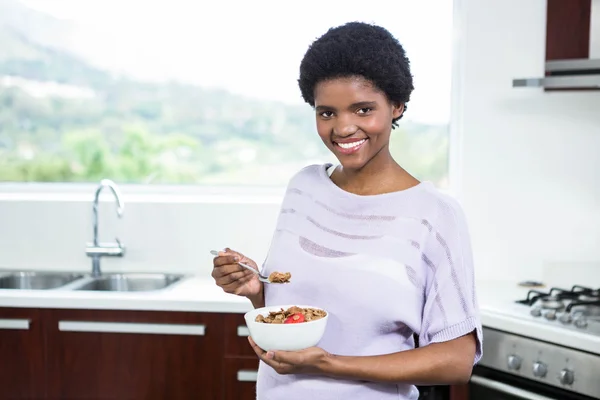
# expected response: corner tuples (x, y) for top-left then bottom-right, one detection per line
(237, 369), (258, 382)
(0, 318), (30, 330)
(237, 325), (250, 337)
(58, 321), (206, 336)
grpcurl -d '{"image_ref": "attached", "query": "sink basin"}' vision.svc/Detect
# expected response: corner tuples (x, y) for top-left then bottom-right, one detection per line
(74, 273), (184, 292)
(0, 272), (85, 290)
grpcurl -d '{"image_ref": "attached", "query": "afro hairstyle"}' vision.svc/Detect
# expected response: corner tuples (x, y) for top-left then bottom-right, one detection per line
(298, 21), (414, 128)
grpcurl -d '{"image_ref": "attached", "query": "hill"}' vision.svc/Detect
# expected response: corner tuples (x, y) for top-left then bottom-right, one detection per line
(0, 0), (448, 186)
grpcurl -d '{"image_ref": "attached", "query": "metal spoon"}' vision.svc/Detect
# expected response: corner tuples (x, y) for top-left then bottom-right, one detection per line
(210, 250), (275, 284)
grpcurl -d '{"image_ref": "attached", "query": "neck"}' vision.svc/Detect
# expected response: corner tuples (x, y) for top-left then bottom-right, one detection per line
(335, 147), (419, 195)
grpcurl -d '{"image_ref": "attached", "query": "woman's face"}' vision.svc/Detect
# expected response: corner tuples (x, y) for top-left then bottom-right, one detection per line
(313, 76), (403, 171)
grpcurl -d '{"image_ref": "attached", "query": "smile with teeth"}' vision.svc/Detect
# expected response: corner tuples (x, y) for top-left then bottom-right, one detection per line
(336, 139), (367, 149)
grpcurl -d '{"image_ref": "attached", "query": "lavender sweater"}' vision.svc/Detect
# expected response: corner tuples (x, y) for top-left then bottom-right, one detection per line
(257, 164), (482, 399)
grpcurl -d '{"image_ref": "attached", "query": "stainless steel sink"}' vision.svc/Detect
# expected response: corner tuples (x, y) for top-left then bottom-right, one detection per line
(0, 272), (85, 290)
(74, 273), (184, 292)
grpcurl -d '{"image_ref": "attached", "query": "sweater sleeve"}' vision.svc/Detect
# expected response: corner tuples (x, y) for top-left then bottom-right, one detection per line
(418, 197), (482, 365)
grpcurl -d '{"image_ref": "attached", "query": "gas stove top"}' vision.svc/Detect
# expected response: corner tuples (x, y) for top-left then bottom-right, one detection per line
(515, 285), (600, 336)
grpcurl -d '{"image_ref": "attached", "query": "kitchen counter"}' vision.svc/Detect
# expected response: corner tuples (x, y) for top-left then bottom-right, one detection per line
(476, 280), (600, 356)
(0, 275), (528, 314)
(0, 275), (253, 313)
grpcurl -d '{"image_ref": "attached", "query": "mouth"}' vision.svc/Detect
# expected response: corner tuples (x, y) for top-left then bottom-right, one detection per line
(333, 138), (368, 155)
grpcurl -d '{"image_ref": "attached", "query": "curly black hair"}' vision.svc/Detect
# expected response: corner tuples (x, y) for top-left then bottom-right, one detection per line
(298, 21), (414, 128)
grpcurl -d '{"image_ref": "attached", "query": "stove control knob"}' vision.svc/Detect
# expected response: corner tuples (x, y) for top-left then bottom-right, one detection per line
(559, 369), (574, 385)
(544, 310), (557, 320)
(559, 313), (572, 324)
(530, 307), (542, 317)
(507, 355), (522, 370)
(532, 362), (548, 378)
(574, 317), (588, 329)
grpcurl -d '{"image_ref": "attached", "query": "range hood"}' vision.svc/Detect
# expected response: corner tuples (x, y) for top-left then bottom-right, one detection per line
(512, 0), (600, 90)
(513, 58), (600, 89)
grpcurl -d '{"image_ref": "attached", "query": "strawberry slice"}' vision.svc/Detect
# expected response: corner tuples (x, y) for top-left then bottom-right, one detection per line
(284, 313), (305, 324)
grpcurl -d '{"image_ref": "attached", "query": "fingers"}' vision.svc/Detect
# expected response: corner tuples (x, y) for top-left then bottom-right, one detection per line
(217, 247), (258, 269)
(213, 254), (239, 267)
(218, 247), (245, 260)
(248, 337), (292, 374)
(211, 248), (242, 279)
(215, 269), (254, 287)
(211, 262), (243, 278)
(211, 248), (259, 295)
(248, 336), (264, 356)
(248, 337), (274, 364)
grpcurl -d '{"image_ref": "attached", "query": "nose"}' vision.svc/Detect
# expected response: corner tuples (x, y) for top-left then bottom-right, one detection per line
(333, 117), (358, 137)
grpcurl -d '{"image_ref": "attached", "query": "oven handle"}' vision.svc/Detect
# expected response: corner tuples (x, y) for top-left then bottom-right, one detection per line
(470, 376), (558, 400)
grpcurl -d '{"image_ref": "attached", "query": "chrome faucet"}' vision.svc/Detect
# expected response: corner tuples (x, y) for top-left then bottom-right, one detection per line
(85, 179), (126, 277)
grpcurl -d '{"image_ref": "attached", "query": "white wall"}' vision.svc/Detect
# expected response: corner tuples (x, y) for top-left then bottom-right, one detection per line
(455, 0), (600, 284)
(0, 0), (599, 287)
(0, 189), (283, 276)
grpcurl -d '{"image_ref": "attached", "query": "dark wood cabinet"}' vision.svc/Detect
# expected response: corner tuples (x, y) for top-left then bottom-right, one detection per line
(449, 384), (469, 400)
(545, 0), (592, 62)
(44, 309), (223, 400)
(0, 307), (468, 399)
(0, 308), (46, 400)
(222, 313), (259, 400)
(0, 307), (251, 400)
(223, 358), (259, 400)
(223, 313), (255, 359)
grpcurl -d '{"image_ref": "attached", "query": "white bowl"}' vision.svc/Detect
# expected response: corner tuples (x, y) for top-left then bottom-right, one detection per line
(244, 304), (329, 351)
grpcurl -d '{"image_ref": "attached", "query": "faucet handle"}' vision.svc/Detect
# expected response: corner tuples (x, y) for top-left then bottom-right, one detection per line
(114, 238), (126, 256)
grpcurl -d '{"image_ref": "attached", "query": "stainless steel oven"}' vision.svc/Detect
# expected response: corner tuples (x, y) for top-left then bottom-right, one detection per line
(470, 327), (600, 400)
(470, 366), (598, 400)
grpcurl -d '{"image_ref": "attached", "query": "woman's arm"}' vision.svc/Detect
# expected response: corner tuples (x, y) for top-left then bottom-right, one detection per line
(321, 331), (477, 385)
(250, 331), (477, 386)
(250, 331), (476, 385)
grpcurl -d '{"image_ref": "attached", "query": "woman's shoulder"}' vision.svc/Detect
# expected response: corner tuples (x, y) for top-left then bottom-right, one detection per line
(419, 185), (468, 224)
(285, 163), (330, 188)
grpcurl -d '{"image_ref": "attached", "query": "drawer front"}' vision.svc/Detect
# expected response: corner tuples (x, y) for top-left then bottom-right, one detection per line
(223, 313), (256, 358)
(223, 358), (259, 400)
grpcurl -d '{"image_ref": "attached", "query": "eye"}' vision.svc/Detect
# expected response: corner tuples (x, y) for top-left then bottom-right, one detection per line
(319, 111), (334, 118)
(357, 107), (372, 114)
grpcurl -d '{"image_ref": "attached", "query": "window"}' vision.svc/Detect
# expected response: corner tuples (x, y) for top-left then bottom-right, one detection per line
(0, 0), (454, 188)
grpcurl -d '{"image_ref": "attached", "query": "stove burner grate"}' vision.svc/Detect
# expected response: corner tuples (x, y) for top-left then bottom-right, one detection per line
(516, 285), (600, 311)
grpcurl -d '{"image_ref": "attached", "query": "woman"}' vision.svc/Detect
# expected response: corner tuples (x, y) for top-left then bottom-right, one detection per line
(212, 21), (482, 399)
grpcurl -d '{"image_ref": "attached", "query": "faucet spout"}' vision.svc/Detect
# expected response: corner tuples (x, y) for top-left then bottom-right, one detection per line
(87, 179), (126, 277)
(92, 179), (125, 246)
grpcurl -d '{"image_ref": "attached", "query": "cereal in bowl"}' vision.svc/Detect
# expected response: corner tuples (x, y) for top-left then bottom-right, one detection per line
(255, 306), (327, 324)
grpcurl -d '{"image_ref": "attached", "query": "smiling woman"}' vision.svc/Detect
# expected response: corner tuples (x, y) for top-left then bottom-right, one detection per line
(211, 21), (481, 400)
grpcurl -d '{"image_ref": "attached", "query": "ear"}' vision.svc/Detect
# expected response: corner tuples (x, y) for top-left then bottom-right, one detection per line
(392, 103), (404, 120)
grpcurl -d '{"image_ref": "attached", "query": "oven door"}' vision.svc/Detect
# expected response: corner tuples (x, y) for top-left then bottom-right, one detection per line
(470, 366), (598, 400)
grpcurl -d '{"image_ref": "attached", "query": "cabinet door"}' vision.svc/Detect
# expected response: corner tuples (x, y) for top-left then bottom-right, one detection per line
(223, 358), (259, 400)
(0, 308), (46, 400)
(223, 313), (255, 358)
(45, 309), (223, 400)
(450, 384), (469, 400)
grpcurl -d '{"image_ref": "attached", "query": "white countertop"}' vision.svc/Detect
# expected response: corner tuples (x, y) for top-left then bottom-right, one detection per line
(1, 274), (599, 355)
(0, 275), (253, 313)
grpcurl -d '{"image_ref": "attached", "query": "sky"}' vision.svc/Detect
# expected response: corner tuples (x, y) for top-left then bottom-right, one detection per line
(20, 0), (455, 124)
